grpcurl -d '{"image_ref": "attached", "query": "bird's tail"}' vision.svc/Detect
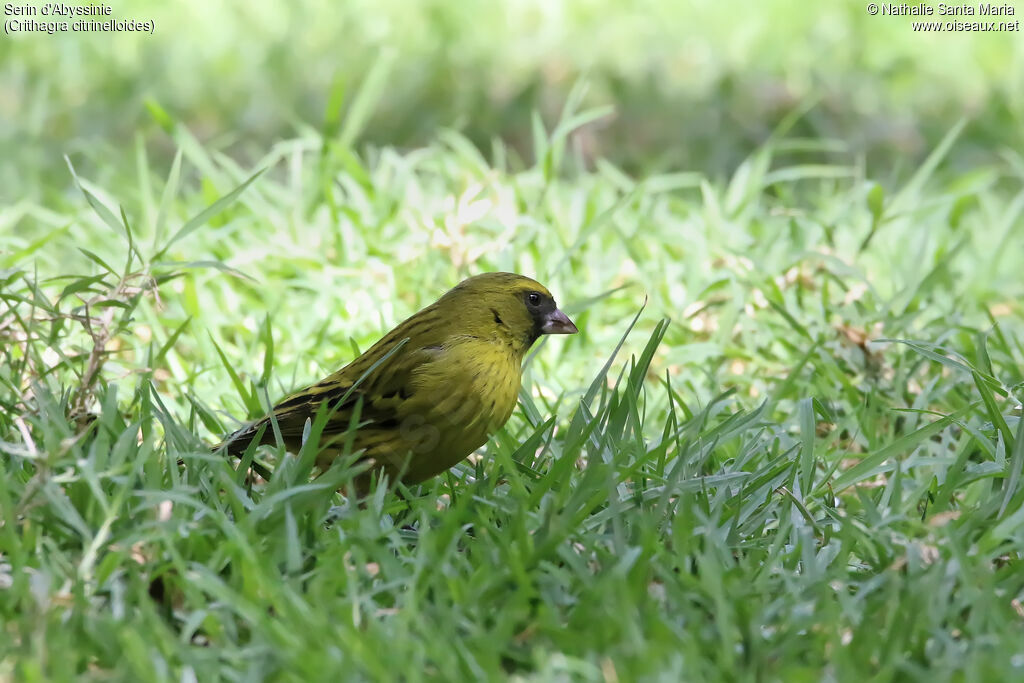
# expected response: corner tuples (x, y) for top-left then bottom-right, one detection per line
(213, 420), (275, 479)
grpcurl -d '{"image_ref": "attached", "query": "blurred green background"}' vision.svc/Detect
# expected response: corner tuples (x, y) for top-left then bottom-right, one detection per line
(3, 0), (1022, 196)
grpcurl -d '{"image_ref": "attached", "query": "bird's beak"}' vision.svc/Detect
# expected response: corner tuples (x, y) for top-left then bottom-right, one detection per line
(541, 308), (578, 335)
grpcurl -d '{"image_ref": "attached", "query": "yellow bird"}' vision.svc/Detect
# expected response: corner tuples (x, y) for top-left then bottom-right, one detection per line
(218, 272), (577, 489)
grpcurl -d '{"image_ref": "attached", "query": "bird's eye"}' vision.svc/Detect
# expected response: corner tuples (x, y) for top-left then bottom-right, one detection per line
(527, 292), (541, 306)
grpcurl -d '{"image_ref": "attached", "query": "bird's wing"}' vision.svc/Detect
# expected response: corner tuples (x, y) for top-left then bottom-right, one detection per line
(220, 339), (437, 456)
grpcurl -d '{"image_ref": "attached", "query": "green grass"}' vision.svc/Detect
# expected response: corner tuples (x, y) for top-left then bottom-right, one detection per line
(3, 94), (1024, 679)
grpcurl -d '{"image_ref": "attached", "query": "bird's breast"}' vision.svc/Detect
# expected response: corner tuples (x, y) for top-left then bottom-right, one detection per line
(387, 339), (521, 476)
(423, 340), (520, 429)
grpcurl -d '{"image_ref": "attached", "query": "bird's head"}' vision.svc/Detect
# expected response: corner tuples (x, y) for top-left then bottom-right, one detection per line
(439, 272), (577, 354)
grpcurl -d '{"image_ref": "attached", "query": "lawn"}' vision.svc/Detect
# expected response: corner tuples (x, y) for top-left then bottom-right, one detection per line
(3, 1), (1024, 680)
